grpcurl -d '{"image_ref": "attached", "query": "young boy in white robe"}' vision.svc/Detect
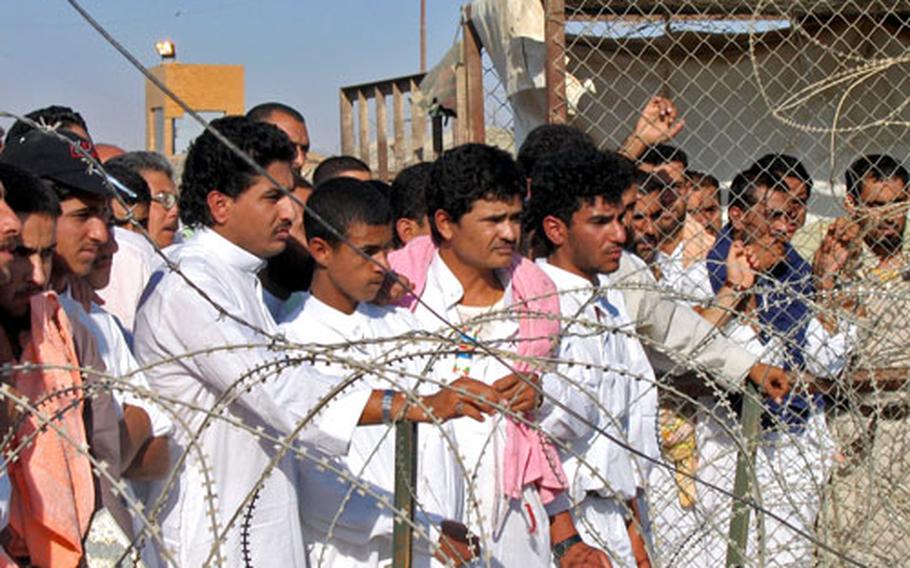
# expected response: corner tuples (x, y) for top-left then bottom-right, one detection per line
(279, 179), (497, 567)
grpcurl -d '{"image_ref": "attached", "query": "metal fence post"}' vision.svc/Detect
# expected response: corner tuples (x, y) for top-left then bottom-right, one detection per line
(392, 422), (419, 568)
(725, 382), (763, 567)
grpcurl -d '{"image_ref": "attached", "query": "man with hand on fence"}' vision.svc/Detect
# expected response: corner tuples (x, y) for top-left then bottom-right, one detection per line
(702, 166), (840, 565)
(389, 143), (612, 567)
(278, 178), (493, 567)
(527, 142), (653, 568)
(618, 96), (685, 163)
(621, 96), (719, 267)
(132, 116), (497, 566)
(814, 154), (910, 565)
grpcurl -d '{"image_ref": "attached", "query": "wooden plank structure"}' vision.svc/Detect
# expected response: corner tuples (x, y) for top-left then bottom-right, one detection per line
(338, 6), (486, 182)
(339, 73), (428, 182)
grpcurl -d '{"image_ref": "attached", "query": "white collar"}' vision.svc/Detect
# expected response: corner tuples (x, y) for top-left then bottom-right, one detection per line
(302, 292), (359, 322)
(112, 226), (156, 253)
(426, 251), (513, 311)
(535, 258), (597, 291)
(656, 238), (685, 264)
(193, 227), (267, 276)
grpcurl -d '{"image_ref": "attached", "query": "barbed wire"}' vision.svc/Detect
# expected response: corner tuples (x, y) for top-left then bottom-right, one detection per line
(1, 0), (909, 566)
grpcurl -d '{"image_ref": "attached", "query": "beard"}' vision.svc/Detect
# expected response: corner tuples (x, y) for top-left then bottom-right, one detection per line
(631, 236), (658, 264)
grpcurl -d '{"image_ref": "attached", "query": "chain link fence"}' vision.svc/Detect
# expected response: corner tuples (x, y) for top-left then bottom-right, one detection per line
(536, 1), (910, 566)
(3, 1), (910, 567)
(447, 0), (910, 565)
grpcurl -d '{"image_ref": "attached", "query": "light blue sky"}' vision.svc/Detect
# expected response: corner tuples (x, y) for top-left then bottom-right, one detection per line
(1, 1), (465, 154)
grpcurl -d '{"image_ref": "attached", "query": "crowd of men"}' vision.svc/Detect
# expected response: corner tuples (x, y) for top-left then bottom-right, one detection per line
(0, 95), (906, 567)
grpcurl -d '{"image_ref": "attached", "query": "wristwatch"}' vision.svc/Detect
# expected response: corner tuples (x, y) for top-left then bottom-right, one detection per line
(551, 533), (585, 561)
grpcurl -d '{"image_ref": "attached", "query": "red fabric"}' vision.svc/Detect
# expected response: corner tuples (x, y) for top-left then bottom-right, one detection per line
(7, 292), (94, 567)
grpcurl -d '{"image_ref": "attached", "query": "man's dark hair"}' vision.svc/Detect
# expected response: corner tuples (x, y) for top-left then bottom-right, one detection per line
(304, 178), (391, 247)
(688, 170), (723, 206)
(751, 153), (813, 200)
(312, 156), (371, 187)
(728, 168), (787, 212)
(517, 124), (594, 177)
(368, 179), (392, 199)
(639, 169), (679, 197)
(640, 144), (688, 168)
(104, 163), (151, 206)
(688, 170), (719, 189)
(6, 106), (88, 145)
(247, 102), (306, 125)
(845, 154), (909, 203)
(0, 162), (61, 217)
(389, 162), (432, 246)
(528, 146), (635, 253)
(427, 143), (524, 244)
(180, 116), (295, 227)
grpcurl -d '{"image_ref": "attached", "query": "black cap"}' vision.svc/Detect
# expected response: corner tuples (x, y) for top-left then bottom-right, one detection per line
(1, 129), (111, 197)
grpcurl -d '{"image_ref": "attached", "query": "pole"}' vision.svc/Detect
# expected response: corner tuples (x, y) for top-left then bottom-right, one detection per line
(431, 108), (444, 158)
(544, 0), (567, 124)
(394, 94), (444, 567)
(725, 382), (763, 567)
(420, 0), (427, 73)
(392, 422), (419, 568)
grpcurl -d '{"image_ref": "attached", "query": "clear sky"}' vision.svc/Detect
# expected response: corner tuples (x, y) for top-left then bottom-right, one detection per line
(1, 1), (465, 155)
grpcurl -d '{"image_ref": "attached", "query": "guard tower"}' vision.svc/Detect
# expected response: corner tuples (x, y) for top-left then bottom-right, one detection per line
(145, 44), (244, 157)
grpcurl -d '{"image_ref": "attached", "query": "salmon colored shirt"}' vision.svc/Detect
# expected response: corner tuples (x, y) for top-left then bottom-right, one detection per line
(5, 292), (94, 567)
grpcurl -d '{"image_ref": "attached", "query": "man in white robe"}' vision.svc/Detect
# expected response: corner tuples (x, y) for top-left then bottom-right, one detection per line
(390, 144), (612, 567)
(527, 145), (654, 567)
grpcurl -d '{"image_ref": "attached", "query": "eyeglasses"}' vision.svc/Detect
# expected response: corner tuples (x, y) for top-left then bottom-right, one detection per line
(151, 192), (178, 210)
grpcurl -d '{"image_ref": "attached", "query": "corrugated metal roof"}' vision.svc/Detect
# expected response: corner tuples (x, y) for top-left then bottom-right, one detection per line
(564, 0), (910, 18)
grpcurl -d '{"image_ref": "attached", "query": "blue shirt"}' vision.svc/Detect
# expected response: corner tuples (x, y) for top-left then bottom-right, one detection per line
(706, 224), (822, 430)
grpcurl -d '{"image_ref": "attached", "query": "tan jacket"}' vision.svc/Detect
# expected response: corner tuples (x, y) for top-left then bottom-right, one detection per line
(609, 252), (758, 391)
